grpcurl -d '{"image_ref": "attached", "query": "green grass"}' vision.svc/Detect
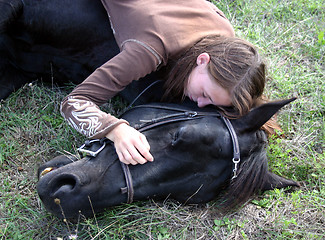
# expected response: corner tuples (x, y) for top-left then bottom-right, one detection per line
(1, 0), (324, 239)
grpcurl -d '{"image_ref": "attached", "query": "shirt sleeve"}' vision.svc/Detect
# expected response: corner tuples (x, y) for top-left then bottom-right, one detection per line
(60, 41), (161, 139)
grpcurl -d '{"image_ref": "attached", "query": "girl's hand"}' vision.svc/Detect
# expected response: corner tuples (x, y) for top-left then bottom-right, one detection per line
(106, 123), (154, 165)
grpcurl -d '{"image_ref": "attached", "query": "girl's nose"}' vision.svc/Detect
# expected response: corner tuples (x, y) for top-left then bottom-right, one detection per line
(197, 97), (211, 108)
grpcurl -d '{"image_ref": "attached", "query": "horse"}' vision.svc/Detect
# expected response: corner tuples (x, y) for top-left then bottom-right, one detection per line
(37, 98), (299, 219)
(0, 0), (162, 102)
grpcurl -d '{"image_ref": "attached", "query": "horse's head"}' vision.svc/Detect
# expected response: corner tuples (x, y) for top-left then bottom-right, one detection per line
(37, 98), (298, 219)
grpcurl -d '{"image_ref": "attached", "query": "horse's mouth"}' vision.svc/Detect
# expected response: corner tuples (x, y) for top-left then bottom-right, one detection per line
(40, 167), (55, 178)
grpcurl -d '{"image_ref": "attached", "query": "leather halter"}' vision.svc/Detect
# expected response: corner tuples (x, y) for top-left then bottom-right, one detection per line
(78, 105), (241, 204)
(119, 105), (241, 203)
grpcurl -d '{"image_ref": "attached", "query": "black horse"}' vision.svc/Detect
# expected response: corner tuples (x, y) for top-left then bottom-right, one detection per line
(0, 0), (162, 102)
(37, 99), (299, 219)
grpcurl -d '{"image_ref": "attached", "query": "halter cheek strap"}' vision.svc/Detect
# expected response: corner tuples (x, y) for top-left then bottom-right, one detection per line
(120, 162), (134, 203)
(222, 116), (241, 180)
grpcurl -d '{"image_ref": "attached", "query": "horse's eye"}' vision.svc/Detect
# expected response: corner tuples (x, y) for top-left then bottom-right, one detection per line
(173, 131), (179, 141)
(171, 131), (180, 146)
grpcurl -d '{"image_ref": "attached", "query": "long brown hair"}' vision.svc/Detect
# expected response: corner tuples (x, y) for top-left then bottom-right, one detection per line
(163, 36), (281, 135)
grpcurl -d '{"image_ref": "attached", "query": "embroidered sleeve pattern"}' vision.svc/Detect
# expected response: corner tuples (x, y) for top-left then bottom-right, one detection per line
(66, 98), (103, 137)
(60, 97), (128, 139)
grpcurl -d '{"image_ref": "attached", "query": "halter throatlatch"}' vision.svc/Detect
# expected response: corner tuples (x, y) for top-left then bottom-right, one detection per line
(222, 116), (241, 180)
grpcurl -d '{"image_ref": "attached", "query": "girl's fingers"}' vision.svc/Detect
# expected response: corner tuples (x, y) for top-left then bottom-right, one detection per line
(136, 136), (153, 162)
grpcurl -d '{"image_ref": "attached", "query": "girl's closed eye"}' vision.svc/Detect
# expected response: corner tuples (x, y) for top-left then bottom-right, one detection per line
(203, 92), (213, 103)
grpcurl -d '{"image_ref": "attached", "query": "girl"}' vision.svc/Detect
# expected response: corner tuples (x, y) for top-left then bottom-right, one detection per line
(61, 0), (268, 165)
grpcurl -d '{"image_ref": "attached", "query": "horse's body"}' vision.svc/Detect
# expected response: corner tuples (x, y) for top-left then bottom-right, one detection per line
(37, 99), (298, 219)
(0, 0), (162, 102)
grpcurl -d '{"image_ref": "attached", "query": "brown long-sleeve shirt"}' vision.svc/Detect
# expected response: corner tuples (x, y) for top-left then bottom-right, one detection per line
(60, 0), (235, 139)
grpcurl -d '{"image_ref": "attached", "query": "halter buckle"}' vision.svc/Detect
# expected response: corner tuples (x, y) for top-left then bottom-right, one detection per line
(185, 111), (198, 118)
(231, 157), (241, 180)
(78, 139), (107, 157)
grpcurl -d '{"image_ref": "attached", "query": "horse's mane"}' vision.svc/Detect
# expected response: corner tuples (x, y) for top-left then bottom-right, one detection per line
(220, 131), (269, 211)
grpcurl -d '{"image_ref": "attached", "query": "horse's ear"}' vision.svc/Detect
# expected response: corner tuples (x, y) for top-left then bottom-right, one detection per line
(235, 98), (296, 133)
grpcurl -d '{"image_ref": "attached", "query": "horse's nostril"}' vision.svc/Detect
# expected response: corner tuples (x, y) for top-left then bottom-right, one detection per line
(52, 176), (78, 195)
(57, 184), (74, 192)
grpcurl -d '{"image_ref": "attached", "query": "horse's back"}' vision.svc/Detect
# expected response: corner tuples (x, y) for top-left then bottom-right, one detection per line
(0, 0), (119, 99)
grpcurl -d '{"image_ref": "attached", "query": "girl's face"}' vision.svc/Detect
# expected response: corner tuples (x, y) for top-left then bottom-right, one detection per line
(185, 53), (232, 108)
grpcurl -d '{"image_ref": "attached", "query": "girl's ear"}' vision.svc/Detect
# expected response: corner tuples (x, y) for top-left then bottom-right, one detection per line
(196, 53), (210, 66)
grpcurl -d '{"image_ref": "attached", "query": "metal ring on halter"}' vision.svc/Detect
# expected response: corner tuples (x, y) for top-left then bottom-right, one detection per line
(231, 157), (241, 180)
(77, 139), (107, 157)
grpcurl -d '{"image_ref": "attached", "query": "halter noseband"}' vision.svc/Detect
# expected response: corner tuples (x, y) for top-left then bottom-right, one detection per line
(78, 105), (241, 204)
